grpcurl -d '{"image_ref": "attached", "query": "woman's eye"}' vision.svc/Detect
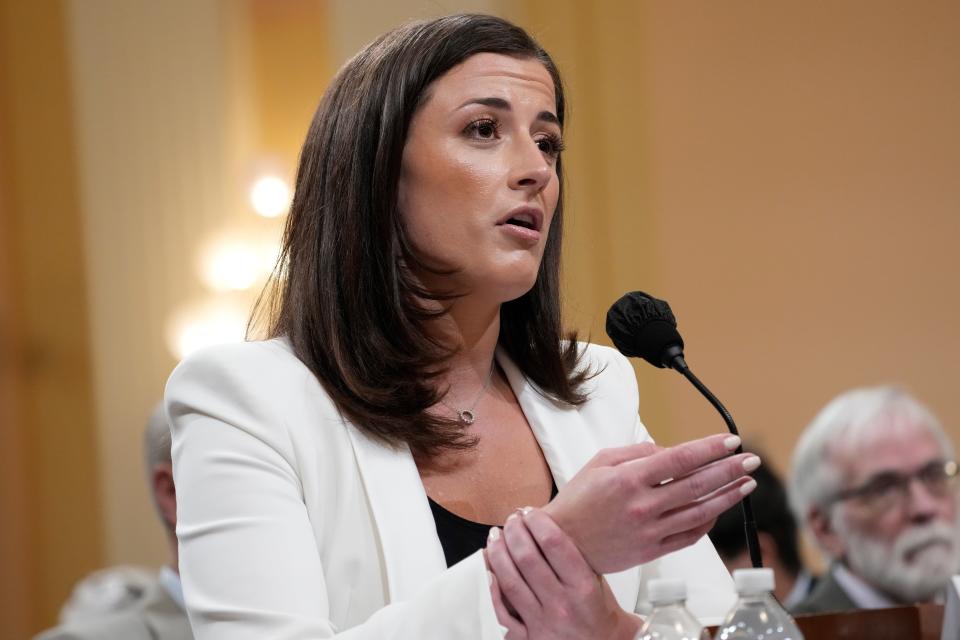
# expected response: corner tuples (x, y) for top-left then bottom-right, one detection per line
(536, 134), (565, 158)
(465, 118), (499, 140)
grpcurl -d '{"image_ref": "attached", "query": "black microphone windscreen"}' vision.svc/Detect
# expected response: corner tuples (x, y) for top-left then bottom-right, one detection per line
(605, 291), (684, 368)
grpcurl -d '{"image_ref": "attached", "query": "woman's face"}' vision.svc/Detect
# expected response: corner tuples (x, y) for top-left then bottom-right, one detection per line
(398, 52), (562, 304)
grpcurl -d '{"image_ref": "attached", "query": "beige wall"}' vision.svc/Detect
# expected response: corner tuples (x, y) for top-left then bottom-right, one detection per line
(637, 0), (960, 465)
(5, 0), (960, 631)
(64, 0), (255, 571)
(327, 0), (499, 64)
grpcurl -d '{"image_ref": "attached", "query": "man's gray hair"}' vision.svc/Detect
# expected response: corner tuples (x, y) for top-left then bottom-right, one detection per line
(788, 386), (953, 528)
(143, 403), (172, 476)
(142, 403), (173, 531)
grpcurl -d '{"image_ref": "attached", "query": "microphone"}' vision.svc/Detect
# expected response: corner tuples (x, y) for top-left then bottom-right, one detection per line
(606, 291), (763, 569)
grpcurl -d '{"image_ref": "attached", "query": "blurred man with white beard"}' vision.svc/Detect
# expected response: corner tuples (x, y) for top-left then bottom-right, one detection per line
(789, 386), (960, 614)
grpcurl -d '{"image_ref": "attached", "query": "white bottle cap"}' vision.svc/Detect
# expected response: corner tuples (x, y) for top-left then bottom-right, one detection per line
(733, 568), (775, 595)
(647, 578), (686, 604)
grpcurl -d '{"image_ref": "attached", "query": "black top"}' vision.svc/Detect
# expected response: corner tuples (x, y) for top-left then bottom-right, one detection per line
(428, 481), (559, 567)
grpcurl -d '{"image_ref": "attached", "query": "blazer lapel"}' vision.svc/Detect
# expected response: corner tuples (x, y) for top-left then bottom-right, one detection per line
(497, 348), (642, 612)
(496, 347), (594, 488)
(345, 423), (448, 602)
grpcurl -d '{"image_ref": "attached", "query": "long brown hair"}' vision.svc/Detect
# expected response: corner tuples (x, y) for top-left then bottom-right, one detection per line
(254, 14), (589, 457)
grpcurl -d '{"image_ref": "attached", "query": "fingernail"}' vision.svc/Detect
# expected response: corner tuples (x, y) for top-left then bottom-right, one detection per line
(506, 512), (518, 524)
(487, 570), (494, 586)
(519, 506), (533, 516)
(740, 478), (758, 495)
(488, 526), (501, 542)
(742, 455), (761, 473)
(724, 435), (741, 451)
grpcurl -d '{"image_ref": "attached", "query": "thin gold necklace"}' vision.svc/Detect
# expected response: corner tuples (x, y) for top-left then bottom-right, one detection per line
(439, 363), (496, 425)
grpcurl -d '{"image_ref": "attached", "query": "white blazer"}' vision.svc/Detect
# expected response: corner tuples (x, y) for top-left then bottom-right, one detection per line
(165, 338), (735, 639)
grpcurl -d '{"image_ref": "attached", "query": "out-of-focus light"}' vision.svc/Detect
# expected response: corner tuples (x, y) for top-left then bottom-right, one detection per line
(201, 242), (261, 291)
(166, 302), (247, 360)
(250, 175), (291, 218)
(260, 241), (283, 277)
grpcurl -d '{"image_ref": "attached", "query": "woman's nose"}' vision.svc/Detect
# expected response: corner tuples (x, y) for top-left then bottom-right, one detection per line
(508, 139), (552, 193)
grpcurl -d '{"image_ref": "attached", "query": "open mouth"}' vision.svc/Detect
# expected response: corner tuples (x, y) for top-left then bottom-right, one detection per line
(498, 207), (543, 232)
(506, 213), (537, 230)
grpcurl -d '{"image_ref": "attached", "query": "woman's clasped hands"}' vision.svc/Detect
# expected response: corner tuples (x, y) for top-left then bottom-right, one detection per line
(485, 433), (759, 639)
(486, 506), (633, 639)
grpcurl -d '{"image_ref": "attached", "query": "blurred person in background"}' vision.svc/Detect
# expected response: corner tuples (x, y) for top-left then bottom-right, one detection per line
(789, 386), (960, 614)
(708, 449), (817, 609)
(36, 404), (191, 639)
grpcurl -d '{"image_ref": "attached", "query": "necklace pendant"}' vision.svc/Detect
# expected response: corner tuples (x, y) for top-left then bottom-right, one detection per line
(457, 409), (476, 425)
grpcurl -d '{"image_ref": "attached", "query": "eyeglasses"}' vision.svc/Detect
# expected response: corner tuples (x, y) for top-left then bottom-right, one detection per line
(831, 460), (959, 511)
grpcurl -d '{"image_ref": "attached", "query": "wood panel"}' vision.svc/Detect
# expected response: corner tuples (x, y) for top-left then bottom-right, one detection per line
(0, 0), (104, 633)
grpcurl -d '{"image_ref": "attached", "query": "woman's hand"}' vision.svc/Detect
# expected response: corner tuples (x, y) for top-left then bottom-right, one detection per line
(543, 433), (759, 574)
(485, 508), (641, 640)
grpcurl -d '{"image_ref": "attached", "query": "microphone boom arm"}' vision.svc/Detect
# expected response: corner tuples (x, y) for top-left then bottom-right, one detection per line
(666, 351), (764, 570)
(604, 291), (764, 571)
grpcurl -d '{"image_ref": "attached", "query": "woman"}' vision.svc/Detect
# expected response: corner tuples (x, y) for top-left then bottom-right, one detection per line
(166, 14), (757, 639)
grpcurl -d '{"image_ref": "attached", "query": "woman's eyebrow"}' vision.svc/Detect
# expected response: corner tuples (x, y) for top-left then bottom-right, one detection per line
(456, 96), (559, 125)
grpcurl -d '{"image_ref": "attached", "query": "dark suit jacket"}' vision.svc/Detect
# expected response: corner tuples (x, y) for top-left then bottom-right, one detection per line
(790, 567), (858, 616)
(34, 579), (192, 640)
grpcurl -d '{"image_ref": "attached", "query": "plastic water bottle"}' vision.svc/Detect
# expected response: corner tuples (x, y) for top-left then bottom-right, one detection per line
(714, 568), (805, 640)
(635, 578), (710, 640)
